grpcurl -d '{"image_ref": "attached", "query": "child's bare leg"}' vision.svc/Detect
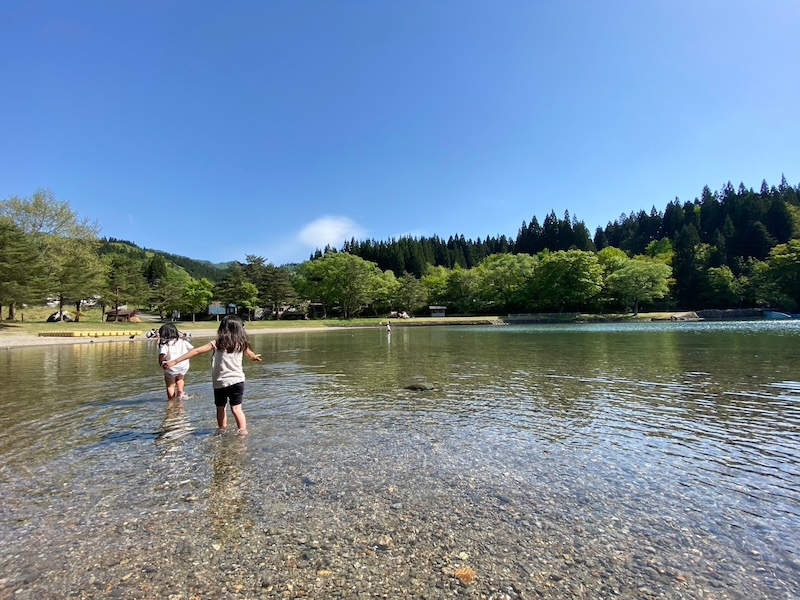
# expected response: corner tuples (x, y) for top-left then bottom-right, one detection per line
(231, 404), (247, 434)
(175, 375), (185, 397)
(216, 405), (227, 429)
(164, 375), (177, 399)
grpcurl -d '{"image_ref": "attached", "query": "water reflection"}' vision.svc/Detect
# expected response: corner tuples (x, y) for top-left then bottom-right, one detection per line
(155, 399), (195, 446)
(208, 435), (252, 544)
(1, 322), (799, 598)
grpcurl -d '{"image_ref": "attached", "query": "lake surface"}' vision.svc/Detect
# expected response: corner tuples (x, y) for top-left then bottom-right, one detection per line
(1, 321), (798, 599)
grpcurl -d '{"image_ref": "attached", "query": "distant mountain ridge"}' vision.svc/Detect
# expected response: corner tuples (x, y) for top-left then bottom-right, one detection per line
(99, 237), (230, 282)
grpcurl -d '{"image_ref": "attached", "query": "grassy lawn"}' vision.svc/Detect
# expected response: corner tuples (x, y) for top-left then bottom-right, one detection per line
(0, 306), (501, 336)
(0, 307), (140, 335)
(0, 306), (685, 337)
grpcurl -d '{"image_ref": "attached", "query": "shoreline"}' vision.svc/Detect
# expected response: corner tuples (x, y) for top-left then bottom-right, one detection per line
(2, 309), (767, 349)
(0, 326), (336, 349)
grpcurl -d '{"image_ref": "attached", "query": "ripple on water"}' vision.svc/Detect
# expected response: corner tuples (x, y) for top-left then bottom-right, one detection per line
(1, 325), (799, 598)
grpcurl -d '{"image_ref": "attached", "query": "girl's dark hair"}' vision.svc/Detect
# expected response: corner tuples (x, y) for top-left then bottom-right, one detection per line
(216, 314), (250, 353)
(158, 323), (180, 343)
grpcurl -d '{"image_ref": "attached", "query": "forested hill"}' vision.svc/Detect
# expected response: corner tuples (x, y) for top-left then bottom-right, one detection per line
(5, 177), (797, 320)
(98, 238), (229, 282)
(341, 177), (799, 278)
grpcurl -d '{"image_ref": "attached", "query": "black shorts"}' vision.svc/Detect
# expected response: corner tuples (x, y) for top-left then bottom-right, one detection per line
(214, 382), (245, 407)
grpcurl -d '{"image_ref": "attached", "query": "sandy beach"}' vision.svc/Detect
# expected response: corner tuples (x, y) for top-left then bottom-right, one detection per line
(0, 326), (333, 349)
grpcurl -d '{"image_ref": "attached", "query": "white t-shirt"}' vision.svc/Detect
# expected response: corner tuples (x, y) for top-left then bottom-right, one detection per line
(159, 338), (194, 376)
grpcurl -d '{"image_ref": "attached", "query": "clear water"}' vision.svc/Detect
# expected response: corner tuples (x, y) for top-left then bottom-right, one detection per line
(1, 321), (798, 598)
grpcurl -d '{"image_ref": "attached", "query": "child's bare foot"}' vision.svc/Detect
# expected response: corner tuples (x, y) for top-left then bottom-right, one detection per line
(214, 427), (227, 435)
(237, 429), (248, 437)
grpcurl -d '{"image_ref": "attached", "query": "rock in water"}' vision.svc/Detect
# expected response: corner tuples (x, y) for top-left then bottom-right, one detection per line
(404, 381), (434, 391)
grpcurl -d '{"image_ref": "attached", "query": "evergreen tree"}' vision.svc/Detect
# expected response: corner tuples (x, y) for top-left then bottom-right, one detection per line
(144, 254), (169, 287)
(661, 200), (685, 239)
(261, 265), (298, 318)
(593, 226), (609, 250)
(0, 188), (102, 318)
(764, 199), (793, 243)
(558, 210), (574, 250)
(104, 255), (151, 313)
(571, 217), (594, 251)
(0, 218), (47, 318)
(541, 211), (560, 250)
(216, 263), (256, 316)
(671, 224), (702, 308)
(528, 216), (544, 254)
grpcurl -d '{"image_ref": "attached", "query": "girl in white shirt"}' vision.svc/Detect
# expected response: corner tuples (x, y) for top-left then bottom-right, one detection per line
(158, 323), (194, 400)
(163, 315), (261, 435)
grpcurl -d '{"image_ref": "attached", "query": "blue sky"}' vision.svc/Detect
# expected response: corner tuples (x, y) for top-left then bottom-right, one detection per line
(2, 1), (798, 266)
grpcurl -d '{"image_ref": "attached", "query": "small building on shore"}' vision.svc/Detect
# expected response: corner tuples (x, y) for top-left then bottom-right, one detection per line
(429, 306), (447, 318)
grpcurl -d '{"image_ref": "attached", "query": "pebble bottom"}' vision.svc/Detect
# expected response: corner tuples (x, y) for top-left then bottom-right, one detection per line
(1, 429), (795, 600)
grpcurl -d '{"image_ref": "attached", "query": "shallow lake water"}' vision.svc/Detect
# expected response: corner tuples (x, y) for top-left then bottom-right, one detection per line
(1, 321), (798, 599)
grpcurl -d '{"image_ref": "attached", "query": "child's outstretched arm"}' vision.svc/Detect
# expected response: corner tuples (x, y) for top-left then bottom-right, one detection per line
(245, 348), (262, 362)
(163, 342), (214, 369)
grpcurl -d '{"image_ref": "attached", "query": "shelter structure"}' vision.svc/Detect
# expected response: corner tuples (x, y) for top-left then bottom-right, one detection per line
(429, 306), (447, 318)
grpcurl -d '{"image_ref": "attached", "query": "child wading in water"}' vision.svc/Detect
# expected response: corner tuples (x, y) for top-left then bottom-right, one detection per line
(158, 323), (194, 400)
(163, 314), (261, 435)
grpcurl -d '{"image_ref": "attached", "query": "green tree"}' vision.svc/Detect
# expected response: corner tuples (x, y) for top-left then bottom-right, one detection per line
(605, 259), (672, 315)
(0, 218), (47, 318)
(526, 250), (603, 312)
(216, 263), (260, 319)
(445, 265), (478, 314)
(644, 238), (674, 263)
(596, 247), (630, 309)
(672, 224), (702, 308)
(700, 266), (740, 309)
(473, 253), (537, 313)
(243, 255), (268, 288)
(762, 240), (800, 310)
(245, 256), (298, 319)
(786, 204), (800, 239)
(262, 265), (298, 319)
(596, 246), (629, 276)
(396, 272), (428, 316)
(182, 278), (215, 322)
(744, 259), (778, 308)
(58, 238), (108, 320)
(238, 282), (260, 320)
(370, 270), (400, 316)
(150, 269), (191, 320)
(420, 265), (450, 307)
(144, 254), (169, 287)
(104, 255), (151, 313)
(0, 188), (102, 319)
(296, 253), (386, 319)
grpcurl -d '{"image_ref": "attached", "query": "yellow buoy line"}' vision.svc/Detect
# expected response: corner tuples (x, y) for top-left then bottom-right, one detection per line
(38, 331), (143, 338)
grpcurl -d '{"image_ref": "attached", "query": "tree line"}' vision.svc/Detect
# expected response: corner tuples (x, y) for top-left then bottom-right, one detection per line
(1, 179), (799, 322)
(340, 176), (800, 311)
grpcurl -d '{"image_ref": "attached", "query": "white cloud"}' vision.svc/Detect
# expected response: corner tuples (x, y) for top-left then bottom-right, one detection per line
(298, 216), (367, 251)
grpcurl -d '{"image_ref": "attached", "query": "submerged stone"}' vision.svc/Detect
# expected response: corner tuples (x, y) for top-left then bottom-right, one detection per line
(404, 382), (434, 391)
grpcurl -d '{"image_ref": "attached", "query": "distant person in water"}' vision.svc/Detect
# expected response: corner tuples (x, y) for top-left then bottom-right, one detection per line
(163, 314), (261, 435)
(158, 323), (194, 400)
